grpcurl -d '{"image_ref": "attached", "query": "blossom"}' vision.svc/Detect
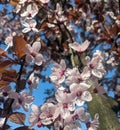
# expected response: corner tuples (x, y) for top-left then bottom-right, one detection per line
(24, 41), (43, 66)
(22, 19), (39, 33)
(50, 59), (66, 84)
(64, 107), (90, 130)
(85, 50), (106, 78)
(9, 91), (34, 111)
(66, 67), (91, 87)
(73, 107), (90, 123)
(28, 72), (40, 89)
(21, 3), (38, 19)
(29, 104), (41, 128)
(40, 103), (59, 125)
(55, 90), (75, 112)
(87, 114), (99, 130)
(55, 3), (67, 22)
(69, 83), (92, 106)
(69, 40), (90, 53)
(4, 32), (16, 51)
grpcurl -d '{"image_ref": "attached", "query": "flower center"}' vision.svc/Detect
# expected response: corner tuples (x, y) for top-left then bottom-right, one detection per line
(18, 98), (23, 104)
(76, 91), (82, 97)
(63, 103), (68, 108)
(72, 114), (79, 121)
(37, 122), (43, 128)
(76, 77), (83, 83)
(59, 70), (65, 76)
(47, 113), (53, 118)
(28, 80), (32, 85)
(30, 52), (36, 57)
(89, 64), (94, 69)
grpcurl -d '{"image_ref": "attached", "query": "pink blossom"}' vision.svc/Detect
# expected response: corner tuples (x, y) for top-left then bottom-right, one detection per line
(40, 103), (59, 125)
(28, 72), (40, 89)
(85, 51), (106, 78)
(70, 84), (92, 106)
(50, 59), (66, 84)
(69, 40), (90, 53)
(66, 67), (90, 87)
(29, 104), (41, 128)
(74, 108), (90, 122)
(55, 3), (67, 22)
(22, 19), (39, 33)
(55, 90), (75, 112)
(87, 114), (99, 130)
(64, 107), (90, 130)
(24, 41), (43, 66)
(4, 32), (16, 51)
(9, 91), (34, 111)
(21, 3), (38, 19)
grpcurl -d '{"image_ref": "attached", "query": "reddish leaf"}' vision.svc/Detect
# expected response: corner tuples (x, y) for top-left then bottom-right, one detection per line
(0, 48), (8, 57)
(109, 25), (118, 36)
(9, 112), (26, 125)
(0, 81), (9, 89)
(13, 36), (28, 59)
(45, 31), (51, 38)
(0, 60), (13, 72)
(40, 22), (48, 30)
(117, 15), (120, 20)
(2, 70), (18, 82)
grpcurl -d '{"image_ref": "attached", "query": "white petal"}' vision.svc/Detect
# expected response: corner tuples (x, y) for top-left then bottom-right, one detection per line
(60, 59), (66, 69)
(26, 54), (34, 63)
(92, 69), (103, 78)
(81, 91), (92, 102)
(34, 53), (43, 66)
(24, 44), (32, 53)
(69, 42), (81, 52)
(22, 27), (31, 33)
(80, 40), (90, 51)
(22, 21), (29, 27)
(75, 99), (85, 106)
(32, 42), (41, 52)
(21, 11), (28, 17)
(31, 104), (40, 114)
(80, 82), (91, 90)
(27, 4), (32, 11)
(32, 28), (39, 32)
(29, 20), (37, 27)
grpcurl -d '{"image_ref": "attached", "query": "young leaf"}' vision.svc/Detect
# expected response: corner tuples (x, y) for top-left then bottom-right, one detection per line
(9, 112), (26, 125)
(13, 36), (28, 59)
(0, 81), (9, 89)
(0, 48), (8, 57)
(2, 70), (18, 82)
(0, 60), (13, 72)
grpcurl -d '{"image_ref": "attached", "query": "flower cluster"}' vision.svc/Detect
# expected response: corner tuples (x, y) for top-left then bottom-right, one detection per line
(29, 50), (106, 129)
